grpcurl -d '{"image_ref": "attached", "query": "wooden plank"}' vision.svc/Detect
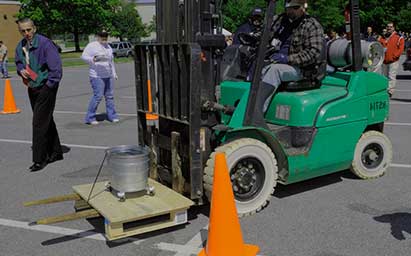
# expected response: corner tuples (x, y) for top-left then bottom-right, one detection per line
(73, 179), (194, 224)
(171, 131), (185, 194)
(24, 193), (81, 207)
(36, 209), (100, 225)
(74, 199), (92, 212)
(105, 222), (123, 240)
(105, 209), (188, 241)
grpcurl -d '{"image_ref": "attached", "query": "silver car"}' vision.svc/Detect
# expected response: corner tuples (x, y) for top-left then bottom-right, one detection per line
(109, 41), (134, 58)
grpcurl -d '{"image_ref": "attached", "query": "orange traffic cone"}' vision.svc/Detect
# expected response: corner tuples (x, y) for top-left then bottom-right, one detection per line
(198, 152), (259, 256)
(1, 79), (20, 114)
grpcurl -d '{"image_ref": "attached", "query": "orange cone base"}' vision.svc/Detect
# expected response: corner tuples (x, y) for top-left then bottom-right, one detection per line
(0, 109), (21, 114)
(198, 244), (259, 256)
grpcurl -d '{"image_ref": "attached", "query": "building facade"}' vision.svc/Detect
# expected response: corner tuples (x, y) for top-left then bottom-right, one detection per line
(134, 0), (156, 41)
(0, 1), (21, 56)
(134, 0), (155, 24)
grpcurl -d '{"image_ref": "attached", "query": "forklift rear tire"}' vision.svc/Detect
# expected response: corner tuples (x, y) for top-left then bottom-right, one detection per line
(204, 138), (278, 217)
(350, 131), (392, 179)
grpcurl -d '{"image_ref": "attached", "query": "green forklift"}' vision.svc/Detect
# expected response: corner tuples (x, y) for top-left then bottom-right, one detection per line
(135, 0), (392, 217)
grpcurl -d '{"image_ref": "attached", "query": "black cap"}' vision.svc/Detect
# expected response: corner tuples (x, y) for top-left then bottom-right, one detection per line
(251, 7), (263, 17)
(97, 31), (109, 37)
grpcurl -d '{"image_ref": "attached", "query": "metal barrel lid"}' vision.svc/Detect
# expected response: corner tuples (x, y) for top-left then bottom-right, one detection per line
(105, 145), (149, 158)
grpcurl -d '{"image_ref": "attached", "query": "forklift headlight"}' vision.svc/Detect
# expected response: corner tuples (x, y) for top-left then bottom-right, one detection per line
(275, 105), (291, 121)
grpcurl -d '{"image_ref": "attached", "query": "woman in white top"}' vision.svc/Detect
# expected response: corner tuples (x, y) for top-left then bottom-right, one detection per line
(81, 31), (119, 125)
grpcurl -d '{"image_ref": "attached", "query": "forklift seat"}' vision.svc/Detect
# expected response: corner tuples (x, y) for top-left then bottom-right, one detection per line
(281, 39), (327, 92)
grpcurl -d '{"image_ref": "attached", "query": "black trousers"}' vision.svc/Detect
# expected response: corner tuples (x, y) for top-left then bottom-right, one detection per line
(28, 85), (62, 163)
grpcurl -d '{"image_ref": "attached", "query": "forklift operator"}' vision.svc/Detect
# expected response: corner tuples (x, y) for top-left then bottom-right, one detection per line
(257, 0), (324, 112)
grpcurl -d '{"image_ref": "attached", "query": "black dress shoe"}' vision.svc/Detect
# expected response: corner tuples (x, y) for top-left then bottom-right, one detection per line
(47, 153), (64, 164)
(29, 162), (47, 172)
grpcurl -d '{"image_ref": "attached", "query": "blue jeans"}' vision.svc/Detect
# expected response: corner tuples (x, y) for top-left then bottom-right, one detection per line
(0, 60), (8, 77)
(85, 77), (118, 123)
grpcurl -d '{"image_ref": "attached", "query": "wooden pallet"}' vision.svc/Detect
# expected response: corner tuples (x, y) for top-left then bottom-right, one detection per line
(72, 179), (194, 240)
(24, 179), (194, 240)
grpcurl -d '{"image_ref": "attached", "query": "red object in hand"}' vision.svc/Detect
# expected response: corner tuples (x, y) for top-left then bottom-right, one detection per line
(26, 65), (38, 81)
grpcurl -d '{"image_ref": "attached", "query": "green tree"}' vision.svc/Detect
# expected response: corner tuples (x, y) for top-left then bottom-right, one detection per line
(147, 15), (156, 35)
(110, 1), (149, 43)
(222, 0), (344, 34)
(18, 0), (120, 51)
(222, 0), (411, 37)
(398, 7), (411, 33)
(309, 0), (345, 33)
(222, 0), (267, 33)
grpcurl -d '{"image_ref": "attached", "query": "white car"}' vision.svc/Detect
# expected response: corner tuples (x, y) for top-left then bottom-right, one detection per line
(109, 41), (134, 58)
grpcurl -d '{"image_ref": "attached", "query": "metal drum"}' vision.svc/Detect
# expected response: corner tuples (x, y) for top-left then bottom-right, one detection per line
(106, 145), (150, 194)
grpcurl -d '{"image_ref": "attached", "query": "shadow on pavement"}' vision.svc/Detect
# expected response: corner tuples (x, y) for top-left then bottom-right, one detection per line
(396, 75), (411, 80)
(273, 169), (358, 198)
(39, 215), (189, 248)
(40, 224), (103, 246)
(61, 164), (110, 179)
(374, 212), (411, 240)
(61, 145), (71, 153)
(346, 203), (411, 241)
(391, 98), (411, 103)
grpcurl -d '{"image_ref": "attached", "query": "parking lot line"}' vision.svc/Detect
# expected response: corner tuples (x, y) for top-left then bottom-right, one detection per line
(54, 110), (137, 117)
(0, 218), (144, 244)
(119, 96), (136, 99)
(390, 163), (411, 168)
(386, 122), (411, 127)
(390, 102), (411, 105)
(0, 217), (219, 255)
(184, 225), (207, 248)
(0, 139), (108, 150)
(156, 242), (200, 255)
(0, 218), (106, 241)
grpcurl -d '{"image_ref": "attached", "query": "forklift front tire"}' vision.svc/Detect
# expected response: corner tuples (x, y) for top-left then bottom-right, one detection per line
(204, 138), (278, 217)
(350, 131), (392, 179)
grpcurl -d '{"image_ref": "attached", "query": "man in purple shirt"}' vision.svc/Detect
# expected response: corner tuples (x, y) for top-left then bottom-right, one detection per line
(15, 18), (63, 172)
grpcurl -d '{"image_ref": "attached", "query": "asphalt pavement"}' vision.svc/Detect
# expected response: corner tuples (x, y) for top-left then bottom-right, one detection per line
(0, 58), (411, 256)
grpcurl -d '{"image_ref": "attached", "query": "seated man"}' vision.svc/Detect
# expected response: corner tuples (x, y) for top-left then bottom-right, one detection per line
(233, 7), (264, 45)
(257, 0), (324, 112)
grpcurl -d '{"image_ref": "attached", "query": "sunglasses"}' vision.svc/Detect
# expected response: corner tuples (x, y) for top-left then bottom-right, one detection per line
(286, 5), (301, 10)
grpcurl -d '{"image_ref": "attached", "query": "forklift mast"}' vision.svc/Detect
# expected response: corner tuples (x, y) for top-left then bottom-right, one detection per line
(135, 0), (224, 202)
(156, 0), (221, 43)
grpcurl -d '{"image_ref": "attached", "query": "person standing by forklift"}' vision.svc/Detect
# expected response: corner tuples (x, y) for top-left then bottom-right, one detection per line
(233, 7), (264, 45)
(81, 31), (119, 125)
(0, 41), (10, 78)
(378, 22), (404, 98)
(364, 26), (377, 42)
(15, 18), (64, 172)
(256, 0), (324, 112)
